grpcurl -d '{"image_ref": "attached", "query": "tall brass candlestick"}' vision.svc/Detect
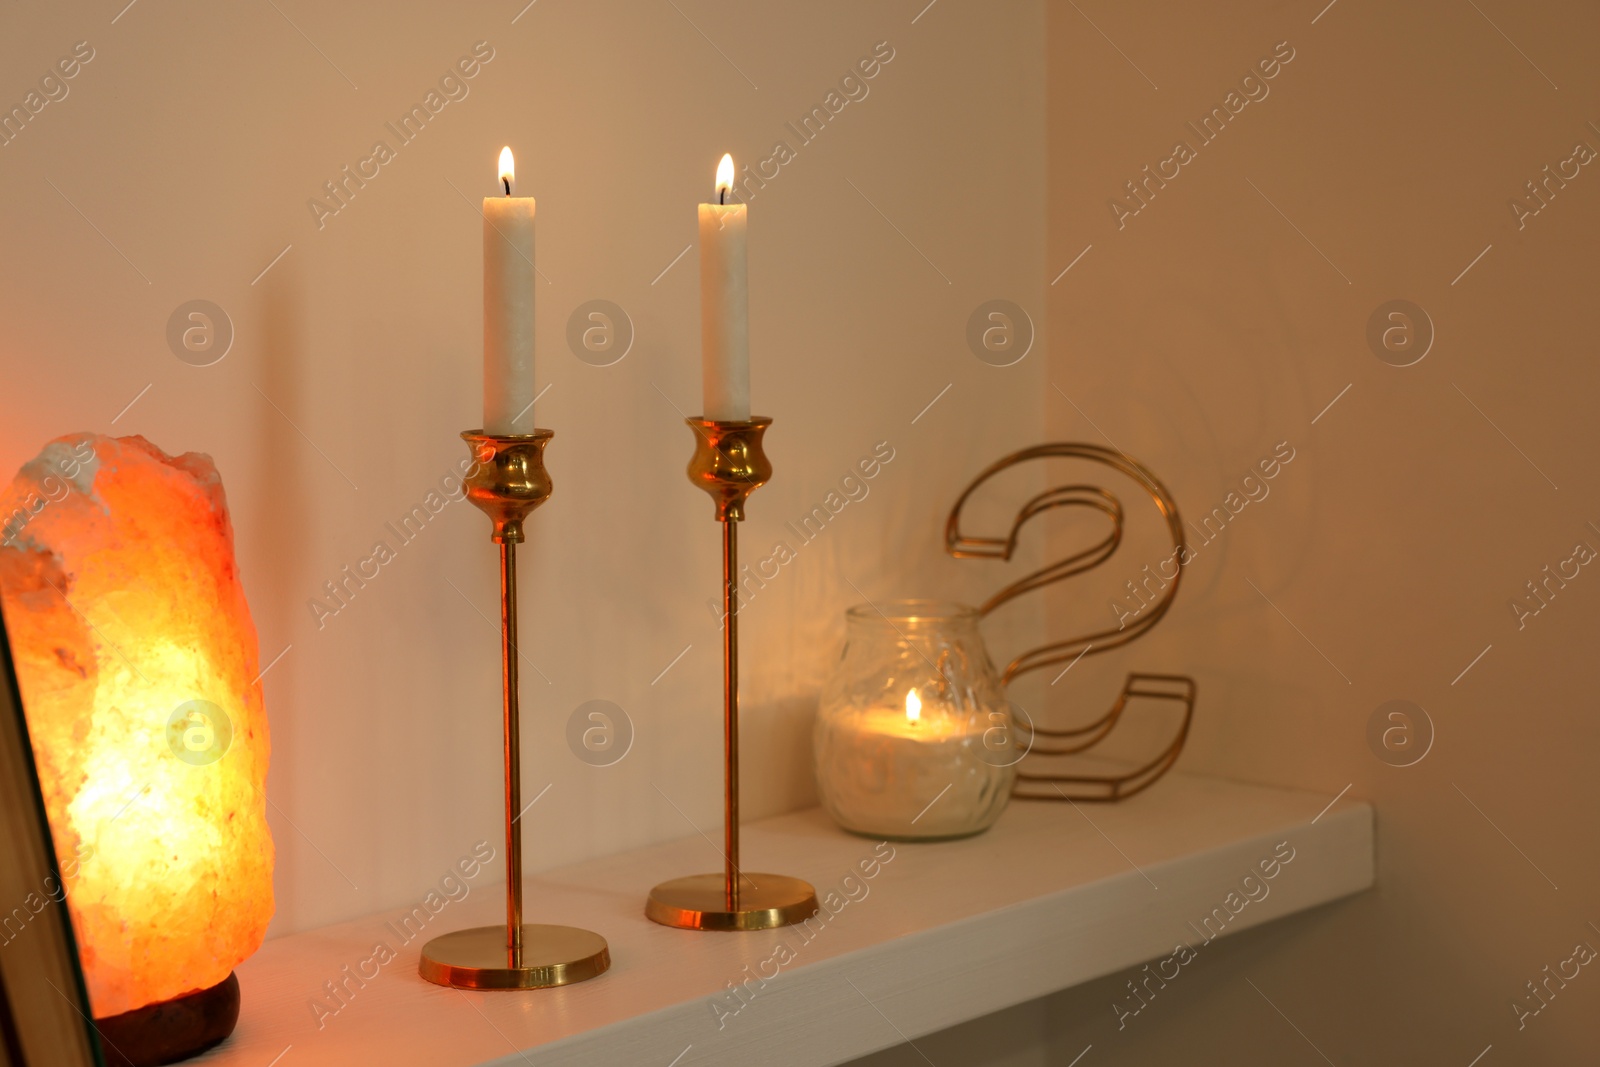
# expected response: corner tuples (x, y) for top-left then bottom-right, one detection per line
(419, 430), (611, 989)
(646, 417), (819, 931)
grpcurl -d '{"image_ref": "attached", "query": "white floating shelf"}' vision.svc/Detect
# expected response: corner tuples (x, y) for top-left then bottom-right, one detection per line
(197, 773), (1372, 1067)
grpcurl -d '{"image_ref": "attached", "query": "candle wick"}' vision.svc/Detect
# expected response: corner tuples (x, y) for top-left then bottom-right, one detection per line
(503, 177), (511, 196)
(719, 188), (726, 206)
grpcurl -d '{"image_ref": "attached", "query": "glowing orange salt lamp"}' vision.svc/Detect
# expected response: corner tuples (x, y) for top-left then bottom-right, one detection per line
(0, 434), (273, 1065)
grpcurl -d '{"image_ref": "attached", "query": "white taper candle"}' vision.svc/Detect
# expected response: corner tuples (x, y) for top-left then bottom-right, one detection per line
(698, 153), (750, 422)
(484, 146), (536, 434)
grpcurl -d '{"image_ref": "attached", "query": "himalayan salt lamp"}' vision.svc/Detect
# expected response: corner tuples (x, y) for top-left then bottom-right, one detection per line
(0, 434), (272, 1065)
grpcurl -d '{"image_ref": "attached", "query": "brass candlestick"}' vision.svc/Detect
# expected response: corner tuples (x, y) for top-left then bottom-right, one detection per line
(419, 430), (611, 989)
(645, 417), (819, 931)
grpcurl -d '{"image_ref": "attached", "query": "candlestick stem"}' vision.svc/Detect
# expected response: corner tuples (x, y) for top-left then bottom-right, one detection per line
(721, 517), (740, 911)
(500, 540), (524, 967)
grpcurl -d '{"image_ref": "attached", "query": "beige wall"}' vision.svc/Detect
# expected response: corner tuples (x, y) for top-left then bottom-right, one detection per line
(857, 0), (1600, 1063)
(0, 1), (1045, 938)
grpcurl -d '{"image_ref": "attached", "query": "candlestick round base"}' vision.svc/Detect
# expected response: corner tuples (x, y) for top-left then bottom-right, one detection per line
(417, 924), (610, 990)
(645, 873), (818, 931)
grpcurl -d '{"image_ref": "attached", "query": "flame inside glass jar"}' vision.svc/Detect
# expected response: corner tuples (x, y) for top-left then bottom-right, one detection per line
(814, 601), (1017, 839)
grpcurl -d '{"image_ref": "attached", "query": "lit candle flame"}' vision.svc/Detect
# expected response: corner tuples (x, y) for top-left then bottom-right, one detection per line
(716, 152), (734, 204)
(905, 688), (921, 725)
(499, 146), (515, 195)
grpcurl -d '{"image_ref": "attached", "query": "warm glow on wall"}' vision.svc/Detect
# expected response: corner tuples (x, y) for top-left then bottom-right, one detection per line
(0, 434), (273, 1021)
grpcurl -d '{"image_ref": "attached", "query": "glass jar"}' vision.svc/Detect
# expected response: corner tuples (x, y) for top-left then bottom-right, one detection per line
(814, 600), (1017, 840)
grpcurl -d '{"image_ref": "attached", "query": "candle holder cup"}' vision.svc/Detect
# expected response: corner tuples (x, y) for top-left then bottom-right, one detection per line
(645, 417), (820, 932)
(418, 430), (611, 989)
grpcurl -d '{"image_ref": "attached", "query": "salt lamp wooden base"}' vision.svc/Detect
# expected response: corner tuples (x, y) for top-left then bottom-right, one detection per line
(94, 971), (240, 1067)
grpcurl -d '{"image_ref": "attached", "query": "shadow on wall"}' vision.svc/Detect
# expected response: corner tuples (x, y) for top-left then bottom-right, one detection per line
(252, 264), (310, 933)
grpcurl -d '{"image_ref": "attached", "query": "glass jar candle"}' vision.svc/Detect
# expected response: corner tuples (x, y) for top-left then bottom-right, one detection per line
(814, 601), (1017, 840)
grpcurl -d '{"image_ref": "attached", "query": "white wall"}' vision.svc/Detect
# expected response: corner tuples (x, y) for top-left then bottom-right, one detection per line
(856, 0), (1600, 1063)
(0, 0), (1045, 940)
